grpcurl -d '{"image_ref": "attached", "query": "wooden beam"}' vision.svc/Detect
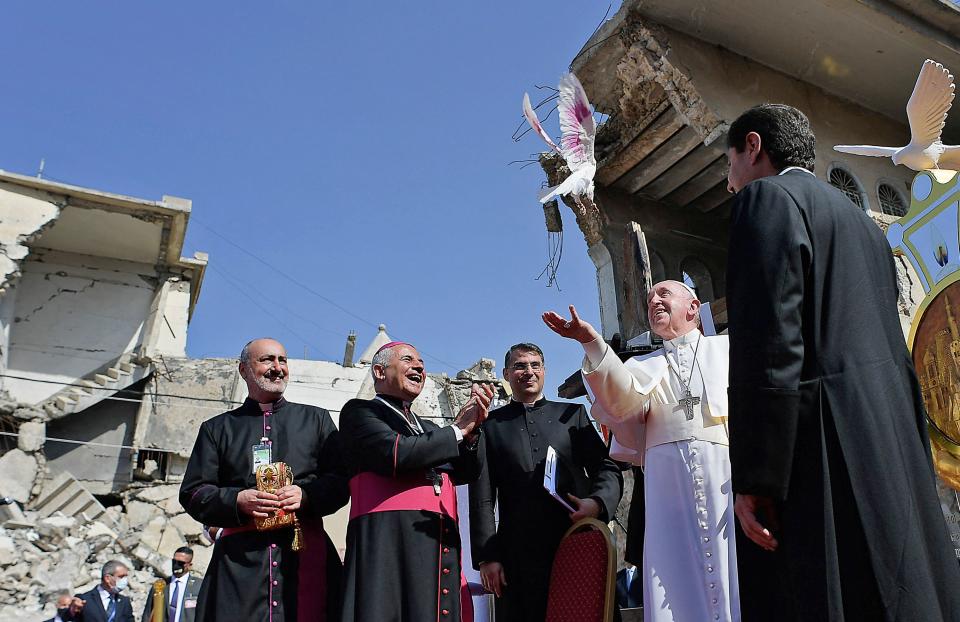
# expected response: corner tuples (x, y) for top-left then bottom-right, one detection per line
(643, 147), (724, 200)
(689, 181), (734, 213)
(665, 157), (729, 206)
(596, 105), (684, 186)
(614, 127), (704, 195)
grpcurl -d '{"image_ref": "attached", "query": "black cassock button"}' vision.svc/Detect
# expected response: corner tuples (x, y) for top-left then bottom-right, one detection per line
(531, 432), (538, 437)
(532, 447), (539, 453)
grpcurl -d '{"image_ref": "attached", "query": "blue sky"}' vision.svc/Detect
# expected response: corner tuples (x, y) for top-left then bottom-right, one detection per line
(1, 2), (621, 398)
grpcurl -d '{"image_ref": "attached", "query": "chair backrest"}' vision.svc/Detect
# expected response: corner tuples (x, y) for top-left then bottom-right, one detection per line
(545, 517), (616, 622)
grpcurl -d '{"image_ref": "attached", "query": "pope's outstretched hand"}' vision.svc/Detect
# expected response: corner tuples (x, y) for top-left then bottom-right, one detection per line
(542, 305), (602, 344)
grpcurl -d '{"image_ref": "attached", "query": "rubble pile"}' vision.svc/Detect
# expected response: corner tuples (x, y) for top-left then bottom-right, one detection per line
(0, 484), (210, 622)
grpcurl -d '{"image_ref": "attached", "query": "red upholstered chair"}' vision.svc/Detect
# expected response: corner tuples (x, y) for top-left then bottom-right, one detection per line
(545, 517), (616, 622)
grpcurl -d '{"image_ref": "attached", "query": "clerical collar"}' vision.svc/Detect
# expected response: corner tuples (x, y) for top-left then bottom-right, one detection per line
(664, 330), (700, 349)
(779, 166), (815, 177)
(512, 396), (547, 409)
(243, 396), (287, 412)
(375, 394), (412, 411)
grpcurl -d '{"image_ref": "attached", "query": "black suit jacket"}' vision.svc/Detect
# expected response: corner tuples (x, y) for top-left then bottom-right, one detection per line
(69, 587), (134, 622)
(140, 574), (202, 622)
(615, 568), (643, 609)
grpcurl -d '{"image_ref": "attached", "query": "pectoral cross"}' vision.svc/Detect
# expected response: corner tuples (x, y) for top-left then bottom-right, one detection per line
(679, 389), (700, 421)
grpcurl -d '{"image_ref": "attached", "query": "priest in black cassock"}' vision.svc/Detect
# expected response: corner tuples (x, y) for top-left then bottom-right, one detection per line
(724, 104), (960, 621)
(468, 342), (622, 621)
(179, 338), (349, 622)
(338, 341), (494, 622)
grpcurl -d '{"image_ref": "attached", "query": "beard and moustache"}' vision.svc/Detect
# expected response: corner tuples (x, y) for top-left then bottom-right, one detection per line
(251, 369), (287, 395)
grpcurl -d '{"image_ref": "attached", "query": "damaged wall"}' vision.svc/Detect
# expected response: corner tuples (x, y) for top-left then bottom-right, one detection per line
(5, 250), (157, 404)
(45, 385), (140, 496)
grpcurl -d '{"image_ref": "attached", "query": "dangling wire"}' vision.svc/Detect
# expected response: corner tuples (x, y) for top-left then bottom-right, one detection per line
(535, 198), (564, 289)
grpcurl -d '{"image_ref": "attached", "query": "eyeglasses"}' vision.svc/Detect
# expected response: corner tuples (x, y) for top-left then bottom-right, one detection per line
(510, 362), (543, 372)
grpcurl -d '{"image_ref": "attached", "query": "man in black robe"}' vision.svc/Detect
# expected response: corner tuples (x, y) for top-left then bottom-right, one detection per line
(725, 103), (960, 620)
(468, 342), (622, 621)
(338, 341), (494, 622)
(179, 338), (349, 622)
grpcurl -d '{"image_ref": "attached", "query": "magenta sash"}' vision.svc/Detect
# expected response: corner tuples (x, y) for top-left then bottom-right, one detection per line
(349, 471), (473, 622)
(349, 471), (458, 520)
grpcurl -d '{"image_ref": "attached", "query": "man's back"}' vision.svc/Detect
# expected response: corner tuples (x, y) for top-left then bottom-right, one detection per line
(727, 168), (960, 620)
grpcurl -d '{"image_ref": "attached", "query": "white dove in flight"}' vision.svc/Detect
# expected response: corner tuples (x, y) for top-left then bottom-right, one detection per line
(523, 72), (597, 202)
(834, 59), (960, 171)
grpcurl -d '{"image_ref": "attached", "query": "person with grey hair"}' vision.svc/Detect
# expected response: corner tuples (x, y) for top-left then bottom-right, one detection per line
(545, 279), (738, 622)
(66, 560), (134, 622)
(468, 341), (622, 621)
(179, 338), (350, 621)
(338, 340), (494, 622)
(44, 591), (73, 622)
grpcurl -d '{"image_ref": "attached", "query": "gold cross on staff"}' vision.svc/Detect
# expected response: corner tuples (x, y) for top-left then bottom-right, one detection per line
(679, 390), (700, 421)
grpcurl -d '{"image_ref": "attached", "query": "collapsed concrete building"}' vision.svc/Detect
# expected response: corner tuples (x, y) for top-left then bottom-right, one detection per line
(0, 171), (506, 620)
(540, 0), (960, 563)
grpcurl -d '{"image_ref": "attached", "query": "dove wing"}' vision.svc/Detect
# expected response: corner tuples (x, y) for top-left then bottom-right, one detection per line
(906, 59), (954, 148)
(557, 72), (597, 170)
(936, 145), (960, 169)
(522, 93), (561, 154)
(834, 145), (900, 158)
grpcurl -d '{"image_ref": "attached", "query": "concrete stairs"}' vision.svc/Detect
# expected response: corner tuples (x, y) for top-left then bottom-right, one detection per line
(40, 353), (152, 419)
(29, 471), (114, 527)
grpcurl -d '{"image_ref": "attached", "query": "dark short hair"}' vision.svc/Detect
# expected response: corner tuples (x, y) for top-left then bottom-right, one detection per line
(727, 104), (816, 171)
(174, 546), (194, 558)
(504, 343), (545, 368)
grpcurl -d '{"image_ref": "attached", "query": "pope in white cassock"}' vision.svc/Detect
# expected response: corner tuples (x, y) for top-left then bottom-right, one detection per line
(544, 280), (739, 622)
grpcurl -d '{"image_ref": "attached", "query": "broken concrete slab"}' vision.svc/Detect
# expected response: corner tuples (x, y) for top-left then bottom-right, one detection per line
(16, 421), (45, 453)
(139, 516), (165, 551)
(133, 484), (179, 503)
(0, 535), (16, 566)
(169, 513), (202, 540)
(124, 499), (158, 529)
(0, 449), (38, 503)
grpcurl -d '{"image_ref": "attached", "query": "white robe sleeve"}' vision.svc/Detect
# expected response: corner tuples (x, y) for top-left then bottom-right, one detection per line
(581, 338), (658, 464)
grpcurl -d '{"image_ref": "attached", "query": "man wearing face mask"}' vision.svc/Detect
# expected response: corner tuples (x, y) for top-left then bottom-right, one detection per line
(67, 560), (134, 622)
(545, 282), (739, 622)
(338, 341), (495, 622)
(180, 338), (350, 622)
(140, 547), (201, 622)
(44, 591), (72, 622)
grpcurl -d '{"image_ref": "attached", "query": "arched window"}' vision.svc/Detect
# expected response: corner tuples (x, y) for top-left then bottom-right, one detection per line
(650, 251), (666, 285)
(680, 257), (715, 302)
(877, 182), (907, 217)
(829, 166), (867, 211)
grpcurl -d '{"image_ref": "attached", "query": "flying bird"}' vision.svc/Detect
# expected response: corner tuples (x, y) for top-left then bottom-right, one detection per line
(523, 73), (597, 202)
(834, 59), (960, 171)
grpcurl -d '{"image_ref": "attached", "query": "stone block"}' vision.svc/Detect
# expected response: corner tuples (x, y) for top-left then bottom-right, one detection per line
(0, 536), (16, 566)
(140, 516), (165, 551)
(190, 544), (213, 575)
(134, 485), (179, 503)
(0, 450), (38, 503)
(35, 515), (77, 543)
(85, 521), (116, 541)
(168, 513), (202, 539)
(125, 500), (159, 529)
(160, 494), (184, 516)
(16, 421), (45, 453)
(157, 524), (184, 558)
